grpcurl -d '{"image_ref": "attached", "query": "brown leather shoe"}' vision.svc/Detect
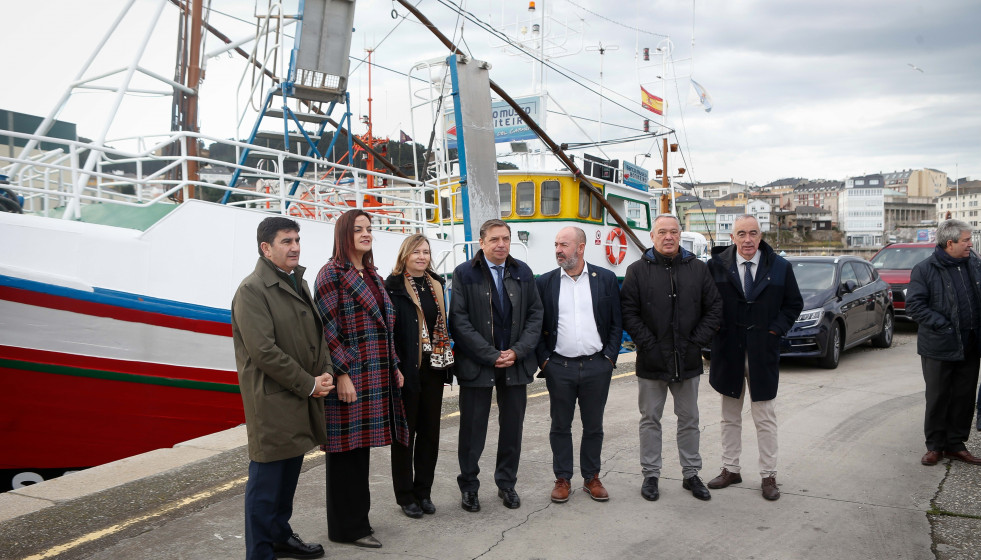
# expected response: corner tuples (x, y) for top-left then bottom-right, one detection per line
(550, 478), (571, 503)
(945, 450), (981, 465)
(761, 476), (780, 501)
(921, 450), (943, 466)
(707, 468), (742, 489)
(583, 476), (609, 501)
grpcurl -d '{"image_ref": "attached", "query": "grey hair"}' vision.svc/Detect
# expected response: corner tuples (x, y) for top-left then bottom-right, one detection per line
(653, 214), (681, 229)
(937, 219), (972, 248)
(559, 226), (586, 245)
(733, 214), (760, 228)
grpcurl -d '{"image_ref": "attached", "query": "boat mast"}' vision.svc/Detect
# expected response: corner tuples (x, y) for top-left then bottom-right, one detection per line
(173, 0), (204, 197)
(396, 0), (648, 252)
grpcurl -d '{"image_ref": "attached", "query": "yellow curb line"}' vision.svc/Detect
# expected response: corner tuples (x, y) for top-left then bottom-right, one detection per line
(24, 452), (323, 560)
(29, 371), (636, 558)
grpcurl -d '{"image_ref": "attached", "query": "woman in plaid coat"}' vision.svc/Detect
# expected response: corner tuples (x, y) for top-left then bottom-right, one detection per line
(315, 209), (408, 549)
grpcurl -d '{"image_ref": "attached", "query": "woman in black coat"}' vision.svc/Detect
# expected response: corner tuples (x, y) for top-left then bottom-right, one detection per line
(384, 234), (453, 518)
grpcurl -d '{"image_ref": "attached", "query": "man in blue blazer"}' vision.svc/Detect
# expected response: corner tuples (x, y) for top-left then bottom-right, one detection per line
(536, 227), (623, 503)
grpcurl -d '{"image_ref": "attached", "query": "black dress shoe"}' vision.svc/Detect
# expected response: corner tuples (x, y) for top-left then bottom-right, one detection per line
(419, 497), (436, 514)
(683, 475), (711, 501)
(401, 502), (424, 518)
(641, 476), (659, 501)
(461, 491), (480, 512)
(498, 487), (521, 509)
(273, 533), (325, 559)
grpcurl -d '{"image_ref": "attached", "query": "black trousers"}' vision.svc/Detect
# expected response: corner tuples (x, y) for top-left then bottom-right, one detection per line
(245, 455), (303, 560)
(544, 353), (613, 480)
(391, 364), (444, 505)
(923, 343), (981, 452)
(457, 370), (527, 493)
(325, 447), (371, 542)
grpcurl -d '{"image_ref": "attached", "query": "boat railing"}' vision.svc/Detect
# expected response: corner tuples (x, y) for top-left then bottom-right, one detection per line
(0, 128), (443, 235)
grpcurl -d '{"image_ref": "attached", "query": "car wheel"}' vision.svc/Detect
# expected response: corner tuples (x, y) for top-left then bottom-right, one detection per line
(818, 321), (842, 369)
(870, 310), (894, 348)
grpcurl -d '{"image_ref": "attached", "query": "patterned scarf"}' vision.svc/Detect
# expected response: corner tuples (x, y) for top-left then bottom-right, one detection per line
(405, 272), (454, 370)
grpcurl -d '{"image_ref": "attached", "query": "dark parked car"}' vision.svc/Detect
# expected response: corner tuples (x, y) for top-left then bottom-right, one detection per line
(868, 243), (934, 320)
(781, 256), (894, 369)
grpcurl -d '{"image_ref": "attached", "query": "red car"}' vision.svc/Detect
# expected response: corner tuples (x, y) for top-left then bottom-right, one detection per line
(869, 243), (935, 320)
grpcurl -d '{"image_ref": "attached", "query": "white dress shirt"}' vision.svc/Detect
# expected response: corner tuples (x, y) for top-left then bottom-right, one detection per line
(736, 251), (762, 284)
(554, 263), (604, 358)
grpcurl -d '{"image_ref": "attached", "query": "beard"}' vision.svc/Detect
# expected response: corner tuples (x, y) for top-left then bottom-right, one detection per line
(558, 253), (580, 271)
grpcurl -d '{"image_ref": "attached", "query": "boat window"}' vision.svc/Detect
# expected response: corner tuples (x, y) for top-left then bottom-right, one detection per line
(578, 186), (591, 218)
(425, 189), (436, 221)
(541, 180), (560, 216)
(499, 183), (512, 217)
(440, 189), (462, 222)
(591, 189), (603, 220)
(516, 181), (535, 216)
(605, 194), (649, 230)
(623, 200), (650, 230)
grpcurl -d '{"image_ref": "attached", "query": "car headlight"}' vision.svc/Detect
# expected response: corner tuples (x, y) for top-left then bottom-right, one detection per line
(794, 308), (823, 329)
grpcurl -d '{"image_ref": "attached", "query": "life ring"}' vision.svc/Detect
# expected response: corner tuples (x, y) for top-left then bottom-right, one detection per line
(605, 228), (627, 265)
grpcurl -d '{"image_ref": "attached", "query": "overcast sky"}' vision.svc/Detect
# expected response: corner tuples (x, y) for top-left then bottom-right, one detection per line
(3, 0), (979, 187)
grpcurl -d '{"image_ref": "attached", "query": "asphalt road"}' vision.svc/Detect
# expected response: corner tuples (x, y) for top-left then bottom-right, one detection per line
(8, 321), (981, 559)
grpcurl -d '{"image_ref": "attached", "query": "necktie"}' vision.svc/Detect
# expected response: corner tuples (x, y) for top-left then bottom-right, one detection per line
(492, 265), (505, 302)
(288, 273), (298, 293)
(743, 262), (754, 299)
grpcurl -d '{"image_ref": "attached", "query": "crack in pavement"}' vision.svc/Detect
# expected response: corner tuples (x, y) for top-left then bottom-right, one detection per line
(471, 501), (554, 559)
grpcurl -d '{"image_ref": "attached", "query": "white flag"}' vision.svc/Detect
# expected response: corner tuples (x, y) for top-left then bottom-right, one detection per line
(688, 79), (713, 113)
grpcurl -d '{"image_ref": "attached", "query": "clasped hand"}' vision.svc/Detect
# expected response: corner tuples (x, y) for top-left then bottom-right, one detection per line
(311, 372), (335, 398)
(495, 349), (516, 368)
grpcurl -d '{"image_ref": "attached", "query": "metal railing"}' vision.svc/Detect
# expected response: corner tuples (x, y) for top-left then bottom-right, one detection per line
(0, 128), (445, 236)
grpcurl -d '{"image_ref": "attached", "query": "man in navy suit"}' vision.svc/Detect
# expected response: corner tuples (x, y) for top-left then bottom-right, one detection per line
(536, 226), (623, 503)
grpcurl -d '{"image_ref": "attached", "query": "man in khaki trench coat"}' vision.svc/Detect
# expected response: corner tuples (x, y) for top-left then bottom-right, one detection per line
(232, 216), (335, 560)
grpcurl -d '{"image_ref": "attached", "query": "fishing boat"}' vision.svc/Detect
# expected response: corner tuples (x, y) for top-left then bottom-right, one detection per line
(0, 0), (692, 489)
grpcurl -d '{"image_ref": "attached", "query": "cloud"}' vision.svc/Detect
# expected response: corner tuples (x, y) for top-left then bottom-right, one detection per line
(3, 0), (979, 185)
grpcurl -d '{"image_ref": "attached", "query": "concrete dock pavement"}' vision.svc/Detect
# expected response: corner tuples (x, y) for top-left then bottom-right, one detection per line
(2, 323), (981, 559)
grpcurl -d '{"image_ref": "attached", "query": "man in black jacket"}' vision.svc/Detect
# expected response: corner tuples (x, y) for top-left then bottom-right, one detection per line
(536, 227), (622, 503)
(449, 219), (543, 512)
(705, 215), (802, 501)
(907, 219), (981, 466)
(621, 214), (722, 502)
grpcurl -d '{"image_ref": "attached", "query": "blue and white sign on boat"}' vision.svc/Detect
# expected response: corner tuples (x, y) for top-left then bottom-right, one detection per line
(622, 161), (649, 190)
(445, 95), (541, 149)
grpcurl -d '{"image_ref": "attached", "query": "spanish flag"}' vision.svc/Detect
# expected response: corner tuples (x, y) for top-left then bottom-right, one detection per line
(641, 86), (664, 115)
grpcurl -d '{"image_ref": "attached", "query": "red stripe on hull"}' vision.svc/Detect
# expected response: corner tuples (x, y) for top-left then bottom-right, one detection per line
(0, 365), (244, 470)
(0, 345), (238, 385)
(0, 345), (237, 385)
(0, 285), (232, 337)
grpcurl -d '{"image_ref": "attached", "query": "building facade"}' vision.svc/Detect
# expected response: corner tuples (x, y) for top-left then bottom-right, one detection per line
(696, 181), (751, 199)
(839, 174), (885, 247)
(715, 205), (745, 246)
(793, 181), (843, 224)
(937, 182), (981, 246)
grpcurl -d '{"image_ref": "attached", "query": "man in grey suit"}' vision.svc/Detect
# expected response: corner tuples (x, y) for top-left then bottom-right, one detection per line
(232, 216), (335, 560)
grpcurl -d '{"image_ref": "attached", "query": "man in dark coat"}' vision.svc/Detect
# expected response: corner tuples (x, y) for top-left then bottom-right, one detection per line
(906, 219), (981, 466)
(705, 215), (802, 501)
(621, 215), (722, 502)
(536, 226), (622, 503)
(450, 219), (543, 512)
(232, 217), (334, 560)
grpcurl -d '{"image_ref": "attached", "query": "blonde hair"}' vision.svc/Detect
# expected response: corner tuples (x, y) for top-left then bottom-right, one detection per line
(392, 234), (434, 276)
